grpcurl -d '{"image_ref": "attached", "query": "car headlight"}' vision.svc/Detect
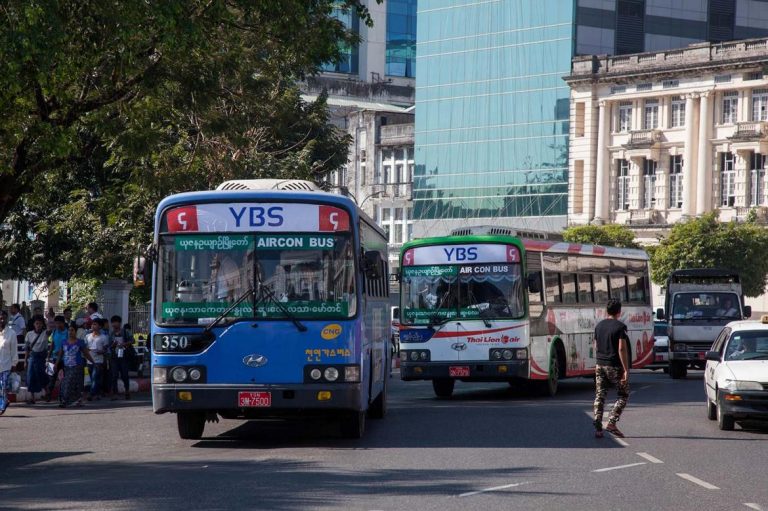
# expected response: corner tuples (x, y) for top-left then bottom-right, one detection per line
(324, 367), (339, 382)
(723, 379), (763, 391)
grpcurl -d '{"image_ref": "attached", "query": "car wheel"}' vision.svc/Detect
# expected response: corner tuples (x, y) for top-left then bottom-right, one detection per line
(716, 398), (735, 431)
(707, 399), (717, 421)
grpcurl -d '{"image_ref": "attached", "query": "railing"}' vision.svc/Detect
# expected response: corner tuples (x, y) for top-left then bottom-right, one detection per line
(730, 121), (768, 140)
(380, 124), (414, 140)
(625, 129), (662, 147)
(129, 305), (151, 336)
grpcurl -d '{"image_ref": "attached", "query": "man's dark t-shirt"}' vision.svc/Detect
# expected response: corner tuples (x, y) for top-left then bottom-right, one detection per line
(594, 318), (629, 367)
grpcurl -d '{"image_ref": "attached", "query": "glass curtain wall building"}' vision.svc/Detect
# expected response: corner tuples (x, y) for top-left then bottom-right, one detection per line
(386, 0), (417, 78)
(414, 1), (573, 232)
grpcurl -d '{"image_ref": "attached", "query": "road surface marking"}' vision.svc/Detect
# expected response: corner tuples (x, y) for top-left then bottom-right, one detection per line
(612, 436), (629, 447)
(458, 482), (529, 497)
(592, 462), (646, 473)
(636, 452), (663, 464)
(676, 473), (719, 490)
(744, 504), (764, 511)
(639, 385), (651, 390)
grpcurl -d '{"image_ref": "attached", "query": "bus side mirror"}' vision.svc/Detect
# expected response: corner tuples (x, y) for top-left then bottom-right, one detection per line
(363, 251), (383, 280)
(656, 308), (665, 321)
(744, 305), (752, 318)
(133, 255), (148, 288)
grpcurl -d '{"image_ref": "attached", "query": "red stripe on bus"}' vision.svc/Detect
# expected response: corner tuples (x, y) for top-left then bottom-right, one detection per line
(431, 324), (525, 338)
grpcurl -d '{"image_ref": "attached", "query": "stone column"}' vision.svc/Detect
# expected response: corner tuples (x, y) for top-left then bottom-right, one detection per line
(734, 150), (751, 208)
(628, 156), (644, 210)
(655, 152), (668, 210)
(696, 92), (712, 215)
(593, 101), (611, 223)
(99, 280), (133, 326)
(682, 94), (699, 216)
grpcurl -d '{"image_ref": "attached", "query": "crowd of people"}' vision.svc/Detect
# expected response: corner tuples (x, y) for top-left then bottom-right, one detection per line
(0, 302), (136, 415)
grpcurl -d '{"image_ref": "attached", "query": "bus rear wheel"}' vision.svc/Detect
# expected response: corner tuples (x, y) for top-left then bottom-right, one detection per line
(341, 411), (366, 439)
(432, 378), (455, 398)
(177, 411), (205, 440)
(368, 379), (387, 419)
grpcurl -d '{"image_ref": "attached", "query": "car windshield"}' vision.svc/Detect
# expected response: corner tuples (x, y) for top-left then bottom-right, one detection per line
(672, 292), (741, 321)
(156, 233), (356, 324)
(653, 323), (667, 337)
(724, 331), (768, 361)
(401, 262), (524, 325)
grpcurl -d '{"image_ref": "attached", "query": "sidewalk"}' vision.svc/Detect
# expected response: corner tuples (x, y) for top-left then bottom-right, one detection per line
(9, 377), (151, 403)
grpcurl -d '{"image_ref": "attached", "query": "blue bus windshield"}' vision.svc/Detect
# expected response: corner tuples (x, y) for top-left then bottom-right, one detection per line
(156, 233), (357, 325)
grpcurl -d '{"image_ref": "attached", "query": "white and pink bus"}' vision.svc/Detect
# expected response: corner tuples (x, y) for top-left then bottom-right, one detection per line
(398, 227), (653, 397)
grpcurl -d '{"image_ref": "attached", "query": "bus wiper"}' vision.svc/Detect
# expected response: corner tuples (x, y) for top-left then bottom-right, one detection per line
(477, 308), (493, 328)
(202, 288), (254, 339)
(257, 284), (308, 332)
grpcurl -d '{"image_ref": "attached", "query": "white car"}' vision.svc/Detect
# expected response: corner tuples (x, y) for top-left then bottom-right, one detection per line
(704, 316), (768, 430)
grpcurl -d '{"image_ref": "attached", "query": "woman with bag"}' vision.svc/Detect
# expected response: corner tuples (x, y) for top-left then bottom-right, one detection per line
(56, 322), (95, 408)
(24, 317), (49, 404)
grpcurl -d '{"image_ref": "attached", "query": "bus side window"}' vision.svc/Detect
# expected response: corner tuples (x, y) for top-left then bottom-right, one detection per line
(609, 275), (628, 302)
(626, 274), (645, 303)
(528, 271), (544, 319)
(593, 274), (609, 303)
(578, 274), (593, 303)
(562, 273), (577, 304)
(545, 272), (561, 304)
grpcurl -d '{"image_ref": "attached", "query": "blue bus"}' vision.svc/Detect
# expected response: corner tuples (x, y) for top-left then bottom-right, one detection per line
(147, 180), (390, 439)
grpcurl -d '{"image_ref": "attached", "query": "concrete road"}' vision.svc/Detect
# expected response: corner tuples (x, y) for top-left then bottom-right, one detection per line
(1, 369), (766, 511)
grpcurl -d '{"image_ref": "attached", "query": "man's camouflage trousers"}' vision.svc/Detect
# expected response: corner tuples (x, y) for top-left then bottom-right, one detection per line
(593, 364), (629, 427)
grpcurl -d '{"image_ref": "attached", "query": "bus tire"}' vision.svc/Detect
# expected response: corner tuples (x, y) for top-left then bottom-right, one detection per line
(177, 412), (205, 440)
(535, 349), (560, 397)
(341, 411), (366, 439)
(432, 378), (455, 398)
(670, 361), (687, 379)
(368, 379), (387, 419)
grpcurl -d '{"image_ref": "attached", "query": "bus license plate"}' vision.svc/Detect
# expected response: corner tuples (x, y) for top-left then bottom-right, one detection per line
(238, 391), (272, 407)
(449, 366), (470, 377)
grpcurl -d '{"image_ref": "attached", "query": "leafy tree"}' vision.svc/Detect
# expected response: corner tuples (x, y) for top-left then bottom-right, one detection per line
(562, 224), (641, 249)
(650, 212), (768, 297)
(0, 1), (370, 283)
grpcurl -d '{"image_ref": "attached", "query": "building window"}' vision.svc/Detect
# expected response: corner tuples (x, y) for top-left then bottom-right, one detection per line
(385, 0), (417, 77)
(669, 155), (683, 208)
(721, 152), (736, 207)
(751, 152), (766, 207)
(574, 102), (585, 137)
(617, 159), (630, 211)
(618, 102), (632, 132)
(320, 8), (359, 74)
(642, 159), (657, 209)
(752, 89), (768, 122)
(670, 96), (685, 128)
(722, 91), (738, 124)
(644, 99), (659, 129)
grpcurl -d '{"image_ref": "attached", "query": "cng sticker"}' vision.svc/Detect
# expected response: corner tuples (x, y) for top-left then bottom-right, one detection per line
(321, 324), (343, 340)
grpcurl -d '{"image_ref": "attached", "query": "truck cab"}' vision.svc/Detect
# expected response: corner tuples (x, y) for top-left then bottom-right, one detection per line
(657, 269), (750, 379)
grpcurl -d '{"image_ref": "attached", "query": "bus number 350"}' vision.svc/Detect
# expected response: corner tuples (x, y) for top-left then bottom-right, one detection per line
(160, 335), (190, 350)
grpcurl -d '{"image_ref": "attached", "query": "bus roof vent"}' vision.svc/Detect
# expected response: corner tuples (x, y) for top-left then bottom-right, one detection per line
(450, 225), (563, 241)
(217, 179), (321, 192)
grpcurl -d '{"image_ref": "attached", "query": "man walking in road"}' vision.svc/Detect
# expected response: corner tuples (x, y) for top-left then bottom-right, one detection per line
(593, 299), (630, 438)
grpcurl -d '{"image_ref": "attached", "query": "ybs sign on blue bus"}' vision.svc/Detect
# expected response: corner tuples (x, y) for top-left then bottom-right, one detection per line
(146, 181), (390, 440)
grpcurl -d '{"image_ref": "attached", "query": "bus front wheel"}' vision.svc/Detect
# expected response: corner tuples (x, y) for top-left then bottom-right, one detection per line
(432, 378), (455, 398)
(177, 411), (205, 440)
(341, 411), (366, 439)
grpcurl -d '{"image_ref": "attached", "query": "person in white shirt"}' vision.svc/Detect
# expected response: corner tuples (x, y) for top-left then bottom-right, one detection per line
(85, 319), (109, 400)
(9, 303), (26, 347)
(0, 311), (20, 415)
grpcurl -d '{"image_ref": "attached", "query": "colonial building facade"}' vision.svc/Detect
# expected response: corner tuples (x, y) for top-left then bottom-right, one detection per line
(566, 37), (768, 312)
(567, 38), (768, 234)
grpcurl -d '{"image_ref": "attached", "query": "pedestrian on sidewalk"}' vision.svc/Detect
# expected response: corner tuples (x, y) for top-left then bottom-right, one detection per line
(45, 316), (68, 403)
(57, 323), (95, 408)
(0, 311), (20, 415)
(593, 299), (631, 438)
(85, 319), (108, 401)
(109, 316), (132, 400)
(24, 317), (49, 404)
(8, 304), (25, 370)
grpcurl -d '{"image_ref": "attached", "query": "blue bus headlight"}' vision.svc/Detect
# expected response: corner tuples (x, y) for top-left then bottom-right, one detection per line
(153, 366), (167, 384)
(188, 368), (202, 381)
(310, 368), (323, 380)
(344, 366), (360, 382)
(171, 367), (188, 383)
(324, 367), (339, 382)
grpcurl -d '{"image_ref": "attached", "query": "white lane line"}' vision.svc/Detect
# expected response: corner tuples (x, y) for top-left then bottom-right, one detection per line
(592, 462), (646, 473)
(612, 436), (630, 447)
(458, 482), (529, 498)
(744, 504), (764, 511)
(636, 452), (664, 464)
(676, 473), (720, 490)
